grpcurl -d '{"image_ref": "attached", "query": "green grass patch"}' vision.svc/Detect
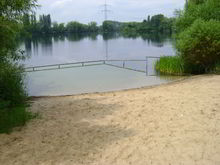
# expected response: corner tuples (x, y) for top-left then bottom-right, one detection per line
(0, 102), (37, 134)
(155, 56), (185, 75)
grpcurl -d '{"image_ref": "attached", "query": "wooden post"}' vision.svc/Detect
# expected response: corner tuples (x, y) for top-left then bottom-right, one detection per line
(123, 61), (125, 68)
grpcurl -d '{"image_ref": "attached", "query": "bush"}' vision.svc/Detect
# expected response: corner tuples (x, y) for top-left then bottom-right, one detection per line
(176, 19), (220, 74)
(0, 105), (36, 133)
(0, 62), (36, 133)
(155, 56), (185, 75)
(214, 62), (220, 74)
(0, 62), (27, 106)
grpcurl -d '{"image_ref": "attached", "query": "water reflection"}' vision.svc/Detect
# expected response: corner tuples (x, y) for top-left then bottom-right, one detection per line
(53, 35), (65, 42)
(102, 32), (120, 40)
(140, 33), (171, 47)
(24, 36), (53, 56)
(21, 32), (175, 67)
(66, 33), (99, 42)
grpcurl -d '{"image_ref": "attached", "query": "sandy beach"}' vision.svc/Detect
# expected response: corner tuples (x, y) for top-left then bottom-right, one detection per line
(0, 75), (220, 165)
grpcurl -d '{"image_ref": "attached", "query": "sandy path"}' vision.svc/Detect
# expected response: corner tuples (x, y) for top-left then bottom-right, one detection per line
(0, 75), (220, 165)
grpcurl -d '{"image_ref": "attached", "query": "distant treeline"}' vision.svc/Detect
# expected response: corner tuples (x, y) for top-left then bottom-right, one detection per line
(103, 14), (174, 35)
(21, 14), (99, 36)
(21, 14), (175, 37)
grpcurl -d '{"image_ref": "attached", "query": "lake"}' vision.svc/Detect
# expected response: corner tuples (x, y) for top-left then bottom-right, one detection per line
(20, 33), (179, 96)
(21, 33), (175, 67)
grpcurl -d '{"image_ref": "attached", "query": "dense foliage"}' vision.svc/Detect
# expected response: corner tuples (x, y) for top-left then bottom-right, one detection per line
(176, 0), (220, 74)
(102, 15), (174, 35)
(156, 0), (220, 74)
(0, 62), (35, 134)
(0, 0), (37, 133)
(21, 13), (175, 36)
(21, 14), (99, 35)
(175, 0), (220, 32)
(0, 63), (27, 106)
(177, 19), (220, 73)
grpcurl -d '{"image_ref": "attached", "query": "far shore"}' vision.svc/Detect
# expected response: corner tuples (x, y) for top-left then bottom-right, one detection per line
(0, 75), (220, 165)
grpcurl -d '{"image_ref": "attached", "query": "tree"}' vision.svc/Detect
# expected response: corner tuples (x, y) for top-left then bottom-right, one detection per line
(66, 21), (87, 33)
(88, 22), (98, 32)
(52, 22), (59, 33)
(175, 0), (220, 73)
(102, 21), (122, 32)
(150, 14), (165, 32)
(0, 0), (37, 61)
(52, 22), (66, 33)
(0, 0), (38, 133)
(39, 14), (51, 33)
(58, 23), (66, 33)
(147, 15), (151, 22)
(175, 0), (220, 32)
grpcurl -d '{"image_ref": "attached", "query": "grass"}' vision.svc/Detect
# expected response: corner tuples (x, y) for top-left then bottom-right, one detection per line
(214, 62), (220, 74)
(0, 103), (37, 134)
(155, 56), (185, 75)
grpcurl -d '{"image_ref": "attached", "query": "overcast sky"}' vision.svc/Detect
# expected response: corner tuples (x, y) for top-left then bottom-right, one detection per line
(36, 0), (185, 24)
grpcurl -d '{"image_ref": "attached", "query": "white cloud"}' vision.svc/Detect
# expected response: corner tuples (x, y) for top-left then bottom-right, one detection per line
(36, 0), (185, 24)
(51, 0), (73, 8)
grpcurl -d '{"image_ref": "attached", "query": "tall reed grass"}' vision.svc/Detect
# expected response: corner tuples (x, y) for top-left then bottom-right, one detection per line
(155, 56), (185, 75)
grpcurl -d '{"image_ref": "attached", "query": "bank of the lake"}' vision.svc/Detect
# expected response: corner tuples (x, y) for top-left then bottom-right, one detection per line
(0, 75), (220, 165)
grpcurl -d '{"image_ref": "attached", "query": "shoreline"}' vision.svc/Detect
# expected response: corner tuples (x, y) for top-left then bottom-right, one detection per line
(1, 74), (220, 165)
(29, 74), (197, 99)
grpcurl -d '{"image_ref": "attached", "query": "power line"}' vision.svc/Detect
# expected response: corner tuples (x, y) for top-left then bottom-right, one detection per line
(101, 0), (111, 21)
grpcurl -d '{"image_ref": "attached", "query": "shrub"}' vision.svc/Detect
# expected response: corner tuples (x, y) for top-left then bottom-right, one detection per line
(176, 19), (220, 74)
(0, 62), (37, 133)
(155, 56), (185, 75)
(214, 62), (220, 74)
(0, 62), (27, 106)
(0, 105), (36, 133)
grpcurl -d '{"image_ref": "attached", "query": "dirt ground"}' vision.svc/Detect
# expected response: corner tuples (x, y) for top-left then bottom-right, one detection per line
(0, 75), (220, 165)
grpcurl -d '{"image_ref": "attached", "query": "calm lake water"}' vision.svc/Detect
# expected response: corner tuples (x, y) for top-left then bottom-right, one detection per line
(21, 33), (175, 67)
(21, 33), (179, 96)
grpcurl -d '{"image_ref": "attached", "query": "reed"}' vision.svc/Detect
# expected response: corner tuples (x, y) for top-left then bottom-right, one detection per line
(155, 56), (185, 75)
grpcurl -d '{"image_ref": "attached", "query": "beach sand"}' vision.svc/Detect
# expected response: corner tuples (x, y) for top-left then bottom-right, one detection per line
(0, 75), (220, 165)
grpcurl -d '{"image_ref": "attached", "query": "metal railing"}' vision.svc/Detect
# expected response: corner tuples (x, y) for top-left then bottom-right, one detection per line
(24, 56), (161, 73)
(25, 60), (105, 72)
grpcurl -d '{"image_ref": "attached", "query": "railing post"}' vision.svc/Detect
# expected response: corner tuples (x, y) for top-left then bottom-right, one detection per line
(146, 57), (148, 76)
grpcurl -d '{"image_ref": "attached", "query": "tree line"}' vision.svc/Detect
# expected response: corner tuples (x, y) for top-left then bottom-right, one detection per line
(102, 14), (174, 35)
(21, 14), (174, 37)
(21, 14), (99, 35)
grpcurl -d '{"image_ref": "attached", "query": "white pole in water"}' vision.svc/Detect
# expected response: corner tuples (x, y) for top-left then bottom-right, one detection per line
(146, 57), (148, 76)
